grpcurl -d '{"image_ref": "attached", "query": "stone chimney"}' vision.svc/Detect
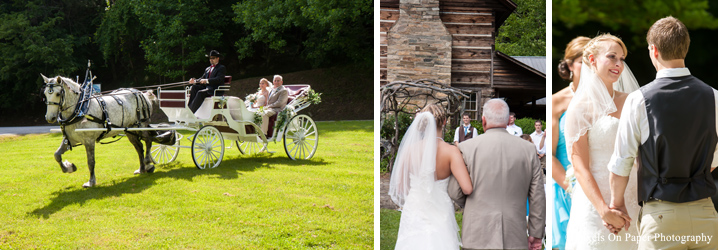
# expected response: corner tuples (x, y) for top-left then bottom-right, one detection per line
(386, 0), (452, 85)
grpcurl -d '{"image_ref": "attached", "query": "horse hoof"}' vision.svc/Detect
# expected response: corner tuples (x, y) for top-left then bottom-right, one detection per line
(82, 181), (95, 188)
(62, 161), (76, 173)
(146, 165), (155, 174)
(133, 169), (142, 175)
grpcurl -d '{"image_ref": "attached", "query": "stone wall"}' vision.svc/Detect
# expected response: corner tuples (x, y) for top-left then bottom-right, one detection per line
(386, 0), (452, 86)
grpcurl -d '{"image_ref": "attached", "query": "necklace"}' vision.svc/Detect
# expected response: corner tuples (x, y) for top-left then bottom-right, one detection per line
(436, 137), (444, 140)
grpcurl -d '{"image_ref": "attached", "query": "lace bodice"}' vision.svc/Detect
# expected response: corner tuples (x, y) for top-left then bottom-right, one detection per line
(565, 116), (639, 250)
(587, 116), (639, 211)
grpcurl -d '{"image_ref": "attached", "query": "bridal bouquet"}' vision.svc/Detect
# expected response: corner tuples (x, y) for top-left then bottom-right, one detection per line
(245, 93), (257, 104)
(564, 166), (576, 195)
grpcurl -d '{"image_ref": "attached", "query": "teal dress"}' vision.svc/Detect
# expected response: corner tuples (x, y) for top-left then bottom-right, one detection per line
(550, 112), (572, 250)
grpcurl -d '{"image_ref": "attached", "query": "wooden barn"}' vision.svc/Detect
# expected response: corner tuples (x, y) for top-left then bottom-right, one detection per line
(380, 0), (546, 121)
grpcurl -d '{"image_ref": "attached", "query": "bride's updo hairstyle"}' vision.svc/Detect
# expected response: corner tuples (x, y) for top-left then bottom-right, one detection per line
(419, 104), (446, 132)
(582, 34), (628, 66)
(558, 36), (590, 80)
(647, 16), (690, 60)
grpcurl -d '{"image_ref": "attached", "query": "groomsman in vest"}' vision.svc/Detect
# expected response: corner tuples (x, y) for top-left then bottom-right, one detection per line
(188, 50), (226, 113)
(606, 16), (718, 250)
(454, 113), (478, 146)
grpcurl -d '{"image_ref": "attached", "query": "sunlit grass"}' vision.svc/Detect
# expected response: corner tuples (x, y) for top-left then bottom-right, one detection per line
(0, 120), (372, 249)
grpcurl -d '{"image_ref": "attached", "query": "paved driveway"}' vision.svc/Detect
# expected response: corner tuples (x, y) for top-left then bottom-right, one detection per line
(0, 126), (60, 136)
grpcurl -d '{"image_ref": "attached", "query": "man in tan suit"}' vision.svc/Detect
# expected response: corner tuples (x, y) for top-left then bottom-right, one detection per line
(448, 99), (545, 250)
(261, 75), (288, 134)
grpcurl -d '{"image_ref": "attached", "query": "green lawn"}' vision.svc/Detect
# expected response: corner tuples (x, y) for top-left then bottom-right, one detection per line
(0, 120), (372, 249)
(380, 208), (463, 250)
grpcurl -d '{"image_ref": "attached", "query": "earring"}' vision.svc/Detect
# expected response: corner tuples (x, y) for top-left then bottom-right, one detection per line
(569, 71), (573, 79)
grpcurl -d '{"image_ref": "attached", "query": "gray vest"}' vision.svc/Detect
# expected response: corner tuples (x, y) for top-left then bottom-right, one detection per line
(637, 75), (717, 205)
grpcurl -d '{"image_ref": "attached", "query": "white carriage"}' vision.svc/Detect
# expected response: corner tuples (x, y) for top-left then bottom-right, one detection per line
(150, 76), (319, 169)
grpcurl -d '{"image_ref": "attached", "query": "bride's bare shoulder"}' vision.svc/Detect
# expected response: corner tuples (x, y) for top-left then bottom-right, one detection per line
(437, 141), (462, 159)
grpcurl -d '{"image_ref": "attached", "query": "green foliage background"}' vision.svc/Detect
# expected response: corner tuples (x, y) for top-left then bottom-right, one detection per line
(496, 0), (547, 56)
(0, 0), (372, 117)
(380, 114), (545, 173)
(552, 0), (718, 92)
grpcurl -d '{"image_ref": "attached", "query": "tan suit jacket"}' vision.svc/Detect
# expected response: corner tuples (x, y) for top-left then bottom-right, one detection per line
(265, 85), (288, 115)
(448, 128), (545, 250)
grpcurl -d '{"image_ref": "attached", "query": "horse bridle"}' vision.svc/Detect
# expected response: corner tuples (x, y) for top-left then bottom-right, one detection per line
(44, 83), (77, 122)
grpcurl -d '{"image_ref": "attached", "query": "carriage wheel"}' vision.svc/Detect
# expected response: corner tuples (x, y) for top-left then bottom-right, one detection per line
(236, 139), (267, 155)
(150, 132), (182, 164)
(191, 126), (224, 169)
(283, 114), (318, 160)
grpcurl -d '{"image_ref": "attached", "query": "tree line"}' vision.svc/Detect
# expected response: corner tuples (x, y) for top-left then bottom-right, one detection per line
(0, 0), (372, 114)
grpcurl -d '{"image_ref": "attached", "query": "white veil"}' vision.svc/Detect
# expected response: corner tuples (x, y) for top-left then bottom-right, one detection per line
(388, 112), (438, 208)
(564, 62), (639, 162)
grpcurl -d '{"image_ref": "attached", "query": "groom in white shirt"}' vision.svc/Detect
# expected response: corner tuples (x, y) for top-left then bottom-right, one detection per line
(606, 16), (717, 250)
(529, 120), (546, 169)
(506, 112), (523, 136)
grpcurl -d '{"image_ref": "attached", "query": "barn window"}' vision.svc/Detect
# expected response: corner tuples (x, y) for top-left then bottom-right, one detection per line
(463, 92), (478, 120)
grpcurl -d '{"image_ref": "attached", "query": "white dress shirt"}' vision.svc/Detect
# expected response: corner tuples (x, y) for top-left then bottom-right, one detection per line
(454, 124), (479, 143)
(529, 131), (546, 155)
(608, 68), (719, 176)
(506, 124), (523, 137)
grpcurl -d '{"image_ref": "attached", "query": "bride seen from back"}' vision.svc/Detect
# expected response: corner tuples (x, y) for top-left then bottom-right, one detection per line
(563, 34), (641, 249)
(389, 104), (472, 249)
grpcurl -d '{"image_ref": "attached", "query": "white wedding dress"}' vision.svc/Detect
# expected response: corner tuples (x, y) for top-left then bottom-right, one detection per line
(565, 116), (639, 250)
(394, 177), (461, 249)
(389, 112), (461, 250)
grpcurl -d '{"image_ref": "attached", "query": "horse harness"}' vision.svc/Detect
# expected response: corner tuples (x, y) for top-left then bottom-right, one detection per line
(45, 83), (151, 149)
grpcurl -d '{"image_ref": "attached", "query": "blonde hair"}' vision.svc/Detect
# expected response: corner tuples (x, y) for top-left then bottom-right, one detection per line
(558, 36), (590, 80)
(420, 104), (446, 129)
(647, 16), (690, 60)
(259, 78), (270, 87)
(582, 34), (628, 66)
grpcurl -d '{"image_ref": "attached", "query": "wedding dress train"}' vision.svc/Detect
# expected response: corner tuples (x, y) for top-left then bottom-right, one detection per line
(394, 177), (461, 249)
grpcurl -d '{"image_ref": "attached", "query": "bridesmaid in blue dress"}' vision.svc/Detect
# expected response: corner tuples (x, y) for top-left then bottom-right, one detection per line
(550, 36), (588, 250)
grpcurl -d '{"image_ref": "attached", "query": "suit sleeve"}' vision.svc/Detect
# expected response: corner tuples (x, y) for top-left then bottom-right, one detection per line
(207, 65), (226, 88)
(447, 175), (466, 208)
(266, 89), (288, 110)
(527, 147), (546, 239)
(448, 144), (469, 207)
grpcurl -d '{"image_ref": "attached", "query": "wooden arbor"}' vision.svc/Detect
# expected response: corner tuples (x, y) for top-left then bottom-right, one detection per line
(380, 79), (471, 173)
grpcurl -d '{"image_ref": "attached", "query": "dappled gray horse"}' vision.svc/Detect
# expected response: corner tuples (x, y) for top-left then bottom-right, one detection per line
(42, 75), (157, 187)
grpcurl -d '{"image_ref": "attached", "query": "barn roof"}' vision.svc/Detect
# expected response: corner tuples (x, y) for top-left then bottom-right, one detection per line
(496, 51), (546, 78)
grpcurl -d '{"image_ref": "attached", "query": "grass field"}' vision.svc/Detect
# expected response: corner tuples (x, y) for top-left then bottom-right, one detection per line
(0, 120), (372, 249)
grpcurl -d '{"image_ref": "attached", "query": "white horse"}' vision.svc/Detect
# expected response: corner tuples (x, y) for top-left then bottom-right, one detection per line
(42, 74), (158, 187)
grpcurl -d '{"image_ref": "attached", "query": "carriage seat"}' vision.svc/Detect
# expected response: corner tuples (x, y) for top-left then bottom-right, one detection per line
(283, 85), (310, 104)
(213, 76), (233, 96)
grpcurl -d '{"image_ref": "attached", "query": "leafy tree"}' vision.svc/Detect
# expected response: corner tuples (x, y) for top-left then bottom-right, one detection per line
(551, 0), (718, 92)
(232, 0), (373, 67)
(0, 0), (103, 112)
(495, 0), (546, 56)
(553, 0), (717, 50)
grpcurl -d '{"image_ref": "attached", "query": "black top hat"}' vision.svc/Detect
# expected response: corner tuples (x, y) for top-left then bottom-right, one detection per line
(205, 50), (221, 58)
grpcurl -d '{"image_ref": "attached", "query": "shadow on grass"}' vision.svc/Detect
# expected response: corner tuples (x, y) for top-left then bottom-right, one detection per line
(28, 153), (329, 219)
